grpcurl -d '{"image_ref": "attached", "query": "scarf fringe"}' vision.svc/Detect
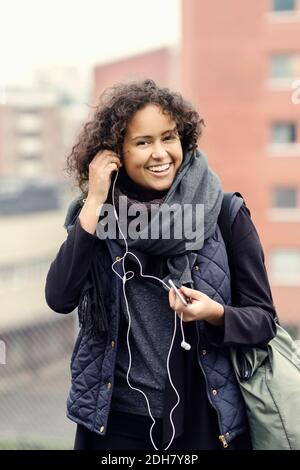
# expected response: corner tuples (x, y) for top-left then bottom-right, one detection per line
(78, 264), (110, 338)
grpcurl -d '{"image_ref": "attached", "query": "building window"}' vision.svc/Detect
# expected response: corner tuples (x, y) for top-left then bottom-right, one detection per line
(18, 136), (41, 156)
(273, 187), (297, 208)
(271, 123), (296, 144)
(268, 122), (300, 157)
(18, 160), (42, 177)
(20, 154), (40, 161)
(268, 188), (300, 220)
(272, 0), (296, 11)
(270, 54), (299, 79)
(17, 108), (41, 115)
(270, 249), (300, 285)
(17, 131), (41, 138)
(17, 113), (41, 134)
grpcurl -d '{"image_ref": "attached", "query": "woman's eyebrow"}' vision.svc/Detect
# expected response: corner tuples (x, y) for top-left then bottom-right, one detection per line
(131, 126), (178, 141)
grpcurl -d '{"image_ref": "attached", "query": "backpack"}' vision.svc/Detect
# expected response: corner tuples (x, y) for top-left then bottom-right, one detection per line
(218, 192), (300, 450)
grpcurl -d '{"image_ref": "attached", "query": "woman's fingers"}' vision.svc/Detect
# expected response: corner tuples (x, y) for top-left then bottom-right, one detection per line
(169, 286), (203, 304)
(91, 152), (122, 169)
(169, 287), (200, 322)
(180, 285), (202, 301)
(169, 287), (189, 312)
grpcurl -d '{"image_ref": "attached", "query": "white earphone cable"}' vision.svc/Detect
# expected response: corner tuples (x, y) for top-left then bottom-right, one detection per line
(108, 169), (190, 451)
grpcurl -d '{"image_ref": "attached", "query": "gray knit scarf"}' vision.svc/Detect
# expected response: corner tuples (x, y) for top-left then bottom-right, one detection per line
(99, 147), (223, 290)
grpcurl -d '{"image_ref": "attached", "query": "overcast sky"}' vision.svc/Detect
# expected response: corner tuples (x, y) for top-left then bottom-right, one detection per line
(0, 0), (181, 86)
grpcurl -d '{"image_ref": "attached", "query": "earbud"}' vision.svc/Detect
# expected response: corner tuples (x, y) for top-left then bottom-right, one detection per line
(181, 340), (191, 351)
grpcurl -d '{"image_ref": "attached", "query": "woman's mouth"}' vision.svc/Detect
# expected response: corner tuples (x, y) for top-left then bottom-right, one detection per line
(145, 162), (173, 177)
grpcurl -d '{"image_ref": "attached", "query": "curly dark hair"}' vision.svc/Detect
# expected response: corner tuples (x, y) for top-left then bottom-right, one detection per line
(65, 78), (205, 198)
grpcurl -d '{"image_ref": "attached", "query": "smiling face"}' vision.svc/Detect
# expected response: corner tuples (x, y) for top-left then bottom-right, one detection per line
(122, 104), (183, 198)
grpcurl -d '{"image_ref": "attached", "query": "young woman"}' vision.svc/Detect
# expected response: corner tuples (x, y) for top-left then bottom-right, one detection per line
(45, 79), (277, 450)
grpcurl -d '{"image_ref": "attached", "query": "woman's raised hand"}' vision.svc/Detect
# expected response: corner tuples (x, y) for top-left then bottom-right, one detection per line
(87, 150), (123, 204)
(78, 150), (122, 235)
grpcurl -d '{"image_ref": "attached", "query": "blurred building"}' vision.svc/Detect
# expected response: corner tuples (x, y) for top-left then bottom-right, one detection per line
(0, 89), (64, 180)
(33, 66), (90, 156)
(93, 47), (179, 104)
(0, 81), (88, 214)
(0, 82), (82, 448)
(0, 79), (89, 182)
(181, 0), (300, 333)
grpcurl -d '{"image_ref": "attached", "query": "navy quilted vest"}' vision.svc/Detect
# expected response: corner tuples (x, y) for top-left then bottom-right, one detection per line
(64, 194), (248, 445)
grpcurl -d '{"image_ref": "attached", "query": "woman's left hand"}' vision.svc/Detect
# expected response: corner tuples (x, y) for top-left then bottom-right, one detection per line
(168, 285), (225, 327)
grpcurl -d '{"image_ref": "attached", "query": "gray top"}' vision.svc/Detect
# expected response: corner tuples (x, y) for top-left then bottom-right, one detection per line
(111, 254), (175, 418)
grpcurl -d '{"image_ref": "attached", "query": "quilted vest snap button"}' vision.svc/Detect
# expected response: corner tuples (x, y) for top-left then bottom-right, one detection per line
(193, 265), (200, 271)
(115, 256), (121, 261)
(212, 389), (218, 396)
(202, 349), (207, 356)
(100, 425), (105, 433)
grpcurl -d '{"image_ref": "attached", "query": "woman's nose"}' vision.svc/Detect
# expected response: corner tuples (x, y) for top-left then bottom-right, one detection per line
(151, 141), (168, 158)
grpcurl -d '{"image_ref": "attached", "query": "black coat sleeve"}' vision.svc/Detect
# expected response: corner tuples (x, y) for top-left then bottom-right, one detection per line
(204, 203), (277, 347)
(45, 218), (98, 313)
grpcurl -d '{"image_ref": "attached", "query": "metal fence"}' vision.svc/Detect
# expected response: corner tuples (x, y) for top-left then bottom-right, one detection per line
(0, 314), (77, 450)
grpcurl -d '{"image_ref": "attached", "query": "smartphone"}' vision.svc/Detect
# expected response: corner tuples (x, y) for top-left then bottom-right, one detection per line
(168, 279), (188, 306)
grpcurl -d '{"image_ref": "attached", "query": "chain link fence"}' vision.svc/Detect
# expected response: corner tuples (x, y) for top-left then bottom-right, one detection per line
(0, 313), (78, 449)
(0, 184), (82, 449)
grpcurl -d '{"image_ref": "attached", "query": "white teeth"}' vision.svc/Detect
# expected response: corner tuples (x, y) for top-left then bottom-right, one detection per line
(147, 163), (171, 173)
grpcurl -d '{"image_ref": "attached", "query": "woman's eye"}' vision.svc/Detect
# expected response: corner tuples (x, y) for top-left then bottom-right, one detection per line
(136, 135), (175, 146)
(137, 141), (149, 146)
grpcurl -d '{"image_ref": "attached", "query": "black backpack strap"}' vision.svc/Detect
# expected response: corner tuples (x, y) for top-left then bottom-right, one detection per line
(218, 191), (245, 255)
(218, 191), (245, 304)
(217, 192), (234, 254)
